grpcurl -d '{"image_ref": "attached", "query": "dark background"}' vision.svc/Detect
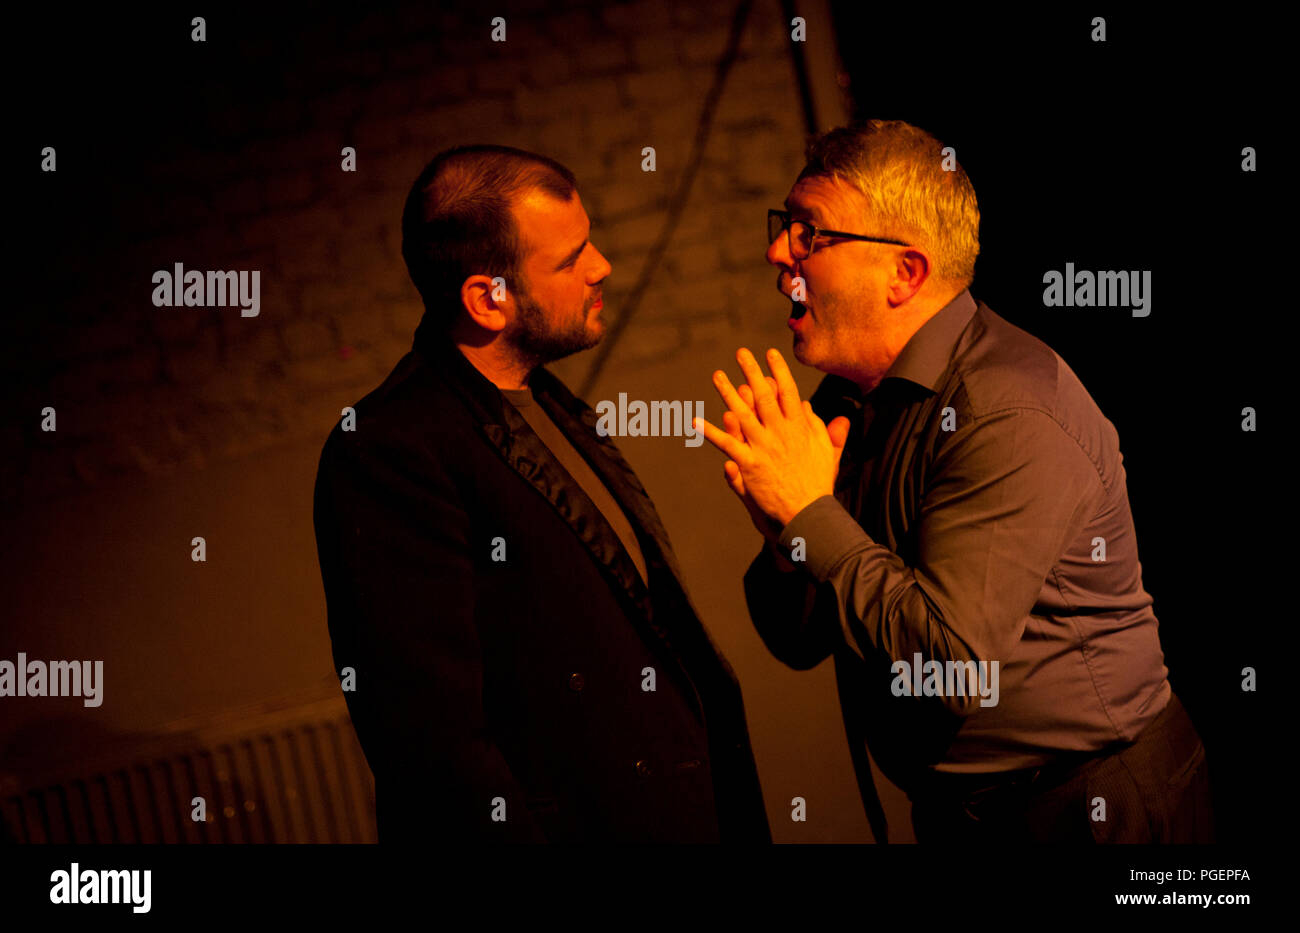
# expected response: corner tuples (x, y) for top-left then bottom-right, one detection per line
(4, 1), (1278, 849)
(832, 5), (1278, 845)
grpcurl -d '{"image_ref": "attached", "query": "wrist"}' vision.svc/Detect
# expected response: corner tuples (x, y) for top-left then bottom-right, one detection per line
(778, 494), (872, 583)
(766, 538), (798, 572)
(776, 492), (825, 527)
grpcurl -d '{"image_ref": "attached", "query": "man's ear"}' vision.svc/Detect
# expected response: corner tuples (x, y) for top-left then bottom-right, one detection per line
(460, 273), (510, 332)
(888, 247), (931, 306)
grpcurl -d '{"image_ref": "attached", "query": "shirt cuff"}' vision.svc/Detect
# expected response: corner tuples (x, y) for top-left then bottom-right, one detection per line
(778, 495), (874, 581)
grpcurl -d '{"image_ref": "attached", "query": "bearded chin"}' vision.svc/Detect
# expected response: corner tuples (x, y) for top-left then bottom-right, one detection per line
(508, 296), (599, 367)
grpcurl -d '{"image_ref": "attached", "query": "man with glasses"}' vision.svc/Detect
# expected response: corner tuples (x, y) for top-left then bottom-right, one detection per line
(694, 120), (1211, 843)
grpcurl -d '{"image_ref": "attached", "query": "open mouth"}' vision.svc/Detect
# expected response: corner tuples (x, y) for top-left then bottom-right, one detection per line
(789, 299), (808, 320)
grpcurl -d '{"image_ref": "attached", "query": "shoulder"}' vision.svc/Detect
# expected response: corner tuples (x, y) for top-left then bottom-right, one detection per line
(942, 301), (1119, 487)
(947, 303), (1064, 418)
(317, 348), (472, 477)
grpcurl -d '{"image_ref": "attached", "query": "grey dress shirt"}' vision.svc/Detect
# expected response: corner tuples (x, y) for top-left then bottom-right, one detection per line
(744, 288), (1170, 790)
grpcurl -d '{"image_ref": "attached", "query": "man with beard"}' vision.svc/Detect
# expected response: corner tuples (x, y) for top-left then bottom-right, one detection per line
(312, 145), (770, 843)
(694, 120), (1211, 843)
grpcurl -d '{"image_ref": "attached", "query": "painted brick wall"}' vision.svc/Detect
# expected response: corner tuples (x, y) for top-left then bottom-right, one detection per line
(7, 0), (896, 843)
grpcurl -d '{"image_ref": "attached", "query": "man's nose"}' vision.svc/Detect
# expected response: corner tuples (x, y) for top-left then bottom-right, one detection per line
(766, 232), (793, 269)
(589, 244), (612, 283)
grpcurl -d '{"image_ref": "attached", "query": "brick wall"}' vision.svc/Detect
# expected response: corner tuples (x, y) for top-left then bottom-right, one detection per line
(7, 0), (897, 842)
(13, 0), (806, 495)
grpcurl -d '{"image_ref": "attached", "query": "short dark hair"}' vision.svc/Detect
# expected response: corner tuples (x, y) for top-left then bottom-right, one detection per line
(401, 145), (577, 325)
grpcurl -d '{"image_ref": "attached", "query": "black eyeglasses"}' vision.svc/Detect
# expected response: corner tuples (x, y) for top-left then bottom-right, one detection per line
(767, 209), (910, 260)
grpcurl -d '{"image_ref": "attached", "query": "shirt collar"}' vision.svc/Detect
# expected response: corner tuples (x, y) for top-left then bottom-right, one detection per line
(879, 288), (978, 394)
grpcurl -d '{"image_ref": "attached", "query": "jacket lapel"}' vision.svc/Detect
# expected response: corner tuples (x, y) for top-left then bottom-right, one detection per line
(414, 328), (729, 693)
(479, 407), (653, 622)
(529, 371), (732, 703)
(531, 369), (687, 584)
(418, 334), (674, 633)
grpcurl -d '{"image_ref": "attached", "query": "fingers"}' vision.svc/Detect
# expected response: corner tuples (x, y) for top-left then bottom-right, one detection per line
(723, 459), (746, 496)
(737, 378), (776, 408)
(795, 396), (850, 453)
(722, 409), (745, 443)
(726, 365), (778, 415)
(735, 348), (781, 425)
(694, 415), (747, 461)
(765, 348), (804, 418)
(803, 400), (826, 438)
(826, 415), (852, 451)
(711, 369), (765, 442)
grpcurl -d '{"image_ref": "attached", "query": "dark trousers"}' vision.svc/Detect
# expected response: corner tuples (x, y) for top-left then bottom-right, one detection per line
(911, 692), (1214, 843)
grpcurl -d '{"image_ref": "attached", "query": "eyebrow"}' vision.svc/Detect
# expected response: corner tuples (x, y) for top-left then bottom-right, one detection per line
(555, 236), (588, 270)
(782, 198), (821, 223)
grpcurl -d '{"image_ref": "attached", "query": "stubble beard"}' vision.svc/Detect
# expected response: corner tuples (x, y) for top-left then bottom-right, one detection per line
(507, 287), (600, 371)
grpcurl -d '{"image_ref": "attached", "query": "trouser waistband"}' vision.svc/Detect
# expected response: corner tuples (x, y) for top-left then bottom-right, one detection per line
(914, 690), (1189, 806)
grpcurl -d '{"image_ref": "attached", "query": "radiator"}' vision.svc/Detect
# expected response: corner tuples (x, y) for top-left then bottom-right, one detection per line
(1, 690), (377, 843)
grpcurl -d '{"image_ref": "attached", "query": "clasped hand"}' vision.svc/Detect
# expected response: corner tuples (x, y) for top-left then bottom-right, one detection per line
(692, 347), (852, 540)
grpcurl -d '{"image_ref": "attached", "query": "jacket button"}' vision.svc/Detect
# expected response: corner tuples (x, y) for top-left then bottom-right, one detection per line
(635, 759), (652, 776)
(568, 672), (585, 692)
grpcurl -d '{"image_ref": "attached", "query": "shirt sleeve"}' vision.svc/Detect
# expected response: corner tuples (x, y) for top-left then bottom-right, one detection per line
(742, 542), (842, 670)
(775, 406), (1102, 717)
(313, 426), (546, 841)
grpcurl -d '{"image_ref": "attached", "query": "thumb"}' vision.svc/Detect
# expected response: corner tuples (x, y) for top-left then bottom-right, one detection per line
(827, 415), (852, 451)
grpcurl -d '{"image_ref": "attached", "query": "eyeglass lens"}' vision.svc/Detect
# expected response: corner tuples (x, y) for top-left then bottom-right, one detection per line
(769, 213), (812, 258)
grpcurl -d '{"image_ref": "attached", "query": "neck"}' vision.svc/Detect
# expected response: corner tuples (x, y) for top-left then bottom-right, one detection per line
(456, 341), (532, 390)
(833, 315), (923, 395)
(846, 284), (964, 394)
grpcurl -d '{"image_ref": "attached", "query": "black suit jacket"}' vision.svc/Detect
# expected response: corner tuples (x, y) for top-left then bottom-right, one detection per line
(313, 316), (771, 843)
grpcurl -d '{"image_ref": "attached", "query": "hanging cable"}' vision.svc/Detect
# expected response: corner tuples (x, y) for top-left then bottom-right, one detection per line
(578, 0), (756, 398)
